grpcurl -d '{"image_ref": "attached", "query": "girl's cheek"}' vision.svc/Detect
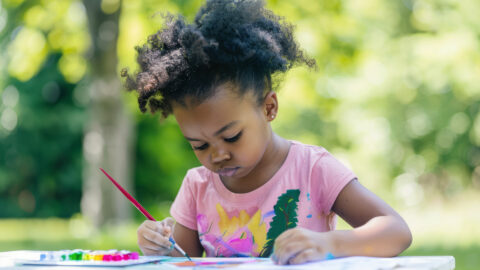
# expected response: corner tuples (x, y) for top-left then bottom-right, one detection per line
(194, 152), (207, 164)
(200, 154), (209, 165)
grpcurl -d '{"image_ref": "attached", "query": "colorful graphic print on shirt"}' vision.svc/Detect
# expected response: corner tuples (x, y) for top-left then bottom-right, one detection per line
(197, 189), (300, 257)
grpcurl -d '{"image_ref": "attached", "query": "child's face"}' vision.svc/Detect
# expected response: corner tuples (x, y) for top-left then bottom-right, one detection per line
(172, 83), (275, 180)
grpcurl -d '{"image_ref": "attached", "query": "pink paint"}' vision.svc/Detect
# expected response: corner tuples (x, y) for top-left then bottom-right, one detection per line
(102, 255), (112, 261)
(129, 252), (139, 260)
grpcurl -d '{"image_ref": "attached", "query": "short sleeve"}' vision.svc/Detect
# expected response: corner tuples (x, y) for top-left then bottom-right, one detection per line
(170, 170), (198, 231)
(312, 152), (357, 214)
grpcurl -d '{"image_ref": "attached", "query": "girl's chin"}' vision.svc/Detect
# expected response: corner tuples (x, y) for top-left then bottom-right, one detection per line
(226, 167), (255, 180)
(213, 167), (250, 179)
(217, 167), (240, 177)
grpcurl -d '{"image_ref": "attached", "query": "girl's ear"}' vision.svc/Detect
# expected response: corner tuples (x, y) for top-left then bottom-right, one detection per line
(263, 91), (278, 121)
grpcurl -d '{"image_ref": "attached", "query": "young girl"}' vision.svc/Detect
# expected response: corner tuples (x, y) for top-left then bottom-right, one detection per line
(122, 0), (412, 265)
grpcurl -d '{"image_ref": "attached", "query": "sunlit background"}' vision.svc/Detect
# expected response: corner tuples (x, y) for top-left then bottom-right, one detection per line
(0, 0), (479, 269)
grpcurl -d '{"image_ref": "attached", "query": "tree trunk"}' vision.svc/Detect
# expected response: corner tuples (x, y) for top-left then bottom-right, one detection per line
(81, 0), (134, 228)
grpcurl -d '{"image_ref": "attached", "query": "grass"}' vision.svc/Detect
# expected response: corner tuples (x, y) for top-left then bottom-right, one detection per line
(1, 192), (479, 269)
(0, 215), (139, 252)
(403, 245), (479, 270)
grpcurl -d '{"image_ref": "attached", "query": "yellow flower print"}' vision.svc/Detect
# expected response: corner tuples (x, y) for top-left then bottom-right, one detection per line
(247, 209), (267, 253)
(216, 203), (267, 254)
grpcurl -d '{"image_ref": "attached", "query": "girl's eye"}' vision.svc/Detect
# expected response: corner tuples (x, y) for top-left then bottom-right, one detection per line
(193, 143), (208, 151)
(224, 131), (242, 143)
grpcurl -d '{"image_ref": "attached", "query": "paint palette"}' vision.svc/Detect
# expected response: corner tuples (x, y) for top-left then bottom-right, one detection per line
(15, 250), (167, 267)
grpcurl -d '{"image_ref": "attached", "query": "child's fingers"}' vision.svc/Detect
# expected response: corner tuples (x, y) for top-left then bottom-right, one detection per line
(138, 233), (164, 256)
(141, 219), (171, 236)
(142, 220), (160, 232)
(138, 221), (164, 240)
(275, 249), (302, 265)
(286, 248), (319, 265)
(139, 228), (168, 249)
(272, 247), (294, 265)
(274, 228), (302, 246)
(139, 234), (174, 256)
(137, 220), (177, 256)
(273, 230), (297, 255)
(142, 229), (172, 249)
(153, 222), (170, 236)
(163, 217), (176, 228)
(273, 238), (305, 265)
(158, 217), (175, 236)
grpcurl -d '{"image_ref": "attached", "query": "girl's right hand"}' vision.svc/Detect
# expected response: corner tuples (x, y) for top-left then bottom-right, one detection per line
(137, 217), (176, 256)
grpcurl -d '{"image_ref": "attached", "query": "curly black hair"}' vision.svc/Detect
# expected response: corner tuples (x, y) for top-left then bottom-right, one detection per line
(122, 0), (316, 118)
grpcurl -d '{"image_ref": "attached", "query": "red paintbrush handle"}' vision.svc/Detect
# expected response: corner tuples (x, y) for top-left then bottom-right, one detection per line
(99, 168), (156, 221)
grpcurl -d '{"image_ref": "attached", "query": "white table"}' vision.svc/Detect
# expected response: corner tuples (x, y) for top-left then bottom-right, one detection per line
(0, 251), (455, 270)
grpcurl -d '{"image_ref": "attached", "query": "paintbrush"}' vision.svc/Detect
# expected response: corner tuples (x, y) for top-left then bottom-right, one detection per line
(99, 168), (192, 261)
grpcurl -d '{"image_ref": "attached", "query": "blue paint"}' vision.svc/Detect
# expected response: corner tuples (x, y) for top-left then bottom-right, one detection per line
(262, 210), (275, 219)
(270, 252), (335, 264)
(306, 214), (312, 218)
(307, 193), (311, 201)
(231, 253), (251, 257)
(324, 252), (336, 260)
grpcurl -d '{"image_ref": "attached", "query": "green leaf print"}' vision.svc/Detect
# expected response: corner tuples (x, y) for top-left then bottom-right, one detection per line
(259, 189), (300, 257)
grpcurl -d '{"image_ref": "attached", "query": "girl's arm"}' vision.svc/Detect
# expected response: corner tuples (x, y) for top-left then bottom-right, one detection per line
(272, 179), (412, 264)
(170, 222), (204, 257)
(330, 179), (412, 257)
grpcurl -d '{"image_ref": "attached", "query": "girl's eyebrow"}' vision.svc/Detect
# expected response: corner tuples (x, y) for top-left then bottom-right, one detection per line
(184, 121), (239, 141)
(213, 120), (239, 136)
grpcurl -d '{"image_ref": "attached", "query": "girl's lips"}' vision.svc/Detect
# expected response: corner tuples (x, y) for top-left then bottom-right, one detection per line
(217, 167), (239, 177)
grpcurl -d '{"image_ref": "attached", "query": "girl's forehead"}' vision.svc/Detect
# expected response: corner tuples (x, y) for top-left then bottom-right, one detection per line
(172, 88), (261, 134)
(174, 86), (258, 117)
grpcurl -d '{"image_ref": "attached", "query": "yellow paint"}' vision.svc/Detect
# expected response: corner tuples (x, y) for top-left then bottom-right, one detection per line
(247, 209), (267, 253)
(216, 203), (267, 253)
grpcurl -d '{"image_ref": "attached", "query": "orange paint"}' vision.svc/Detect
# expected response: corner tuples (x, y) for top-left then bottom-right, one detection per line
(172, 261), (197, 267)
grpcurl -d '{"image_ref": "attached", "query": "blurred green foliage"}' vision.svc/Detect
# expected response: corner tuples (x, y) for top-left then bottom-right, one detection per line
(134, 116), (199, 215)
(1, 0), (480, 267)
(0, 0), (479, 216)
(0, 0), (88, 217)
(0, 56), (85, 217)
(0, 0), (202, 218)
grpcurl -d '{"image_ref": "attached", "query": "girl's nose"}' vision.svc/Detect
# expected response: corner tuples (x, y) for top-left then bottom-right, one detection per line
(211, 148), (231, 163)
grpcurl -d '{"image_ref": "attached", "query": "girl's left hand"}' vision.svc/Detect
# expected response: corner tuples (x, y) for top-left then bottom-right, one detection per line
(271, 227), (335, 265)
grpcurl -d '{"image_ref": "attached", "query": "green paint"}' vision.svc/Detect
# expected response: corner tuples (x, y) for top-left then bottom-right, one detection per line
(259, 189), (300, 257)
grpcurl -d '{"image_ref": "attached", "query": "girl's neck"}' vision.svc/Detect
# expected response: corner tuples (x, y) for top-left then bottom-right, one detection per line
(220, 132), (291, 194)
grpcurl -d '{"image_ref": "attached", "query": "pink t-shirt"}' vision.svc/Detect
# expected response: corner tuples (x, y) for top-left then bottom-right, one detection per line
(170, 140), (356, 257)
